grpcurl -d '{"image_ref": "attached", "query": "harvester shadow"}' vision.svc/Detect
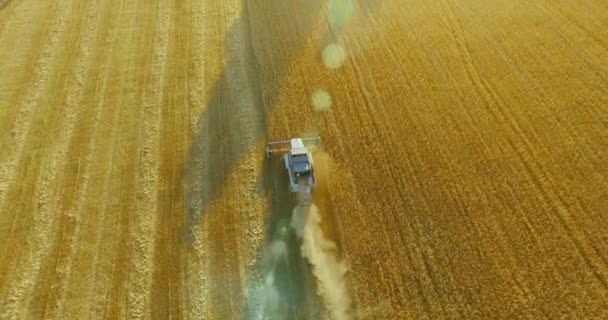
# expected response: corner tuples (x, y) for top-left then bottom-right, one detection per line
(180, 0), (386, 244)
(176, 0), (386, 315)
(181, 0), (324, 245)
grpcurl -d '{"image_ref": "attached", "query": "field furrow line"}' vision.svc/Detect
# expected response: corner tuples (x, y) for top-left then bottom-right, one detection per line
(0, 4), (58, 146)
(0, 1), (58, 289)
(340, 74), (438, 314)
(481, 81), (608, 297)
(36, 1), (102, 318)
(127, 0), (172, 318)
(451, 1), (608, 266)
(346, 5), (527, 315)
(549, 2), (608, 56)
(184, 0), (209, 317)
(533, 2), (608, 84)
(472, 71), (608, 289)
(149, 0), (190, 316)
(231, 1), (266, 300)
(518, 68), (608, 176)
(8, 0), (99, 316)
(0, 1), (22, 68)
(433, 2), (607, 282)
(489, 41), (608, 181)
(0, 3), (16, 43)
(428, 1), (531, 303)
(0, 1), (64, 220)
(0, 1), (76, 318)
(186, 0), (205, 133)
(62, 0), (131, 318)
(346, 33), (452, 316)
(1, 0), (608, 318)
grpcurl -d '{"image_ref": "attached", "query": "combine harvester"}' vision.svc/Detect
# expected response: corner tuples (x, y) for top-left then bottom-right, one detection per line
(266, 137), (321, 204)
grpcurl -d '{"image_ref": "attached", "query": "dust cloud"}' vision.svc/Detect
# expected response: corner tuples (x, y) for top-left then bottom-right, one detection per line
(248, 151), (351, 319)
(292, 204), (352, 320)
(246, 240), (287, 320)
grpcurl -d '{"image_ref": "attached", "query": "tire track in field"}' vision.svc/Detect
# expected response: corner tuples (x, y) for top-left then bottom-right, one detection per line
(305, 4), (459, 315)
(396, 1), (580, 316)
(439, 0), (608, 291)
(368, 13), (495, 315)
(368, 11), (510, 315)
(0, 1), (77, 317)
(341, 37), (446, 318)
(332, 1), (607, 316)
(127, 0), (172, 317)
(454, 0), (608, 186)
(452, 0), (608, 287)
(426, 1), (597, 312)
(432, 0), (599, 297)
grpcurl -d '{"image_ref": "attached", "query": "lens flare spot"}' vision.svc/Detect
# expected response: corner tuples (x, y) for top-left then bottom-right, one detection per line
(322, 43), (347, 69)
(328, 0), (355, 31)
(311, 89), (332, 112)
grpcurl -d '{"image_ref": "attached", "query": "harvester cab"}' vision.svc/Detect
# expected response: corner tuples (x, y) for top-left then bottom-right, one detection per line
(266, 137), (321, 203)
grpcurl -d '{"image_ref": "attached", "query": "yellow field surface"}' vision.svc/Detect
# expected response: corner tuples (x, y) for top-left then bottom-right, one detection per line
(0, 0), (607, 319)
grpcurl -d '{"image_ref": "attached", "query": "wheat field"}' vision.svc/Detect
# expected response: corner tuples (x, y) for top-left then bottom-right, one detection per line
(0, 0), (607, 319)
